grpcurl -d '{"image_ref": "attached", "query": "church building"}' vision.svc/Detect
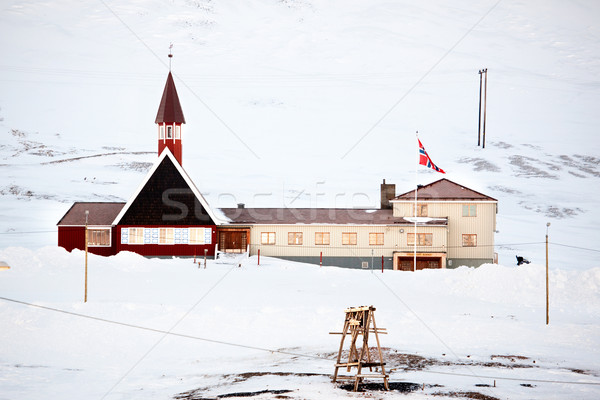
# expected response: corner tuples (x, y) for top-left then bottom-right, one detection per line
(57, 68), (498, 269)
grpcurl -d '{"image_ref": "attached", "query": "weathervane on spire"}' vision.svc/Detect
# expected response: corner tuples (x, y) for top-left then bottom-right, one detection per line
(168, 43), (173, 71)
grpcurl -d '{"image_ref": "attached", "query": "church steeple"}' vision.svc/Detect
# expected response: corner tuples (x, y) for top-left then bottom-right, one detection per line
(156, 66), (185, 165)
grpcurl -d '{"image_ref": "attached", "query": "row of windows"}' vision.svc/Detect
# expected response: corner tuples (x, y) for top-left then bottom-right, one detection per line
(260, 232), (477, 247)
(158, 124), (181, 140)
(262, 232), (383, 246)
(121, 227), (212, 245)
(89, 228), (476, 248)
(87, 227), (213, 246)
(412, 204), (478, 217)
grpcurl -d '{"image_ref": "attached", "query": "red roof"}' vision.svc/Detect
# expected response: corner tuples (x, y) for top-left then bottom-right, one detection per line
(155, 72), (185, 124)
(219, 208), (447, 226)
(394, 178), (497, 201)
(57, 202), (125, 226)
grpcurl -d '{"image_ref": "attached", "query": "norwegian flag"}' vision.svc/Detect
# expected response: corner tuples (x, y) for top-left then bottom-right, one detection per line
(418, 138), (445, 174)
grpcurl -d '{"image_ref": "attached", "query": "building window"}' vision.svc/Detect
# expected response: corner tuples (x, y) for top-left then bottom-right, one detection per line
(88, 228), (110, 246)
(413, 204), (428, 217)
(167, 125), (173, 139)
(463, 204), (477, 217)
(462, 234), (477, 247)
(159, 125), (164, 140)
(369, 233), (384, 246)
(407, 233), (433, 246)
(159, 228), (174, 244)
(342, 232), (357, 245)
(189, 228), (207, 244)
(261, 232), (276, 245)
(128, 228), (144, 244)
(315, 232), (330, 245)
(288, 232), (303, 245)
(175, 125), (181, 139)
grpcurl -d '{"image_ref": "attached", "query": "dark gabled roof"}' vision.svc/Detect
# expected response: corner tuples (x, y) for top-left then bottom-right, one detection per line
(114, 149), (217, 226)
(155, 72), (185, 124)
(57, 202), (125, 226)
(219, 208), (447, 226)
(393, 178), (497, 202)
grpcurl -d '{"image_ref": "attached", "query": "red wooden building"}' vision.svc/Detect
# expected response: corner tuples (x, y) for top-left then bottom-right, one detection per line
(58, 70), (222, 257)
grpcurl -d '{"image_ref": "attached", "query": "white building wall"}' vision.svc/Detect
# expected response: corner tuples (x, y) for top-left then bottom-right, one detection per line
(393, 201), (497, 260)
(249, 224), (447, 258)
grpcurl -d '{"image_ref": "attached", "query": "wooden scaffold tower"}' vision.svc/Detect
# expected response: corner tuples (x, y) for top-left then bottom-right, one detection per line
(331, 305), (389, 391)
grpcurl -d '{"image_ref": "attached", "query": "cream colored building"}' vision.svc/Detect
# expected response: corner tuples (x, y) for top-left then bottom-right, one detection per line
(218, 179), (497, 270)
(390, 178), (498, 268)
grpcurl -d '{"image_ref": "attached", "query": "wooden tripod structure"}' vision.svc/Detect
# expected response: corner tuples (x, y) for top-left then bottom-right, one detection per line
(331, 305), (389, 391)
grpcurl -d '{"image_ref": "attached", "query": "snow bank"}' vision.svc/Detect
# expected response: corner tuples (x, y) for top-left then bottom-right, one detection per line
(1, 247), (599, 399)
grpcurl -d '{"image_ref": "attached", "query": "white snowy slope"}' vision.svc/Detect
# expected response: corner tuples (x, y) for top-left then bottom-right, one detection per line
(1, 0), (599, 268)
(0, 249), (599, 399)
(0, 1), (599, 399)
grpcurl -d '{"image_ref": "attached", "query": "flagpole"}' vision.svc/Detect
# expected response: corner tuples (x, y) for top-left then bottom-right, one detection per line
(414, 135), (445, 272)
(414, 132), (418, 272)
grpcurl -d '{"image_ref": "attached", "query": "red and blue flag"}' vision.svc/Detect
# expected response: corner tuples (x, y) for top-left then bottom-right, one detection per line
(418, 139), (445, 174)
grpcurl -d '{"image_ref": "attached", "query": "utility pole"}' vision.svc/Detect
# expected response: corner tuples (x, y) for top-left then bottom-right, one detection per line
(477, 68), (488, 148)
(546, 222), (550, 325)
(84, 210), (89, 303)
(482, 68), (488, 148)
(478, 70), (483, 146)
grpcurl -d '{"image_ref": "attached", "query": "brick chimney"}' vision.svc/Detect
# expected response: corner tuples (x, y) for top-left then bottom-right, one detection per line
(380, 179), (396, 209)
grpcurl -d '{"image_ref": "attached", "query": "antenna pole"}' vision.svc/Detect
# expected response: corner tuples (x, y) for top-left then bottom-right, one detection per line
(168, 43), (173, 71)
(477, 70), (483, 146)
(414, 131), (418, 272)
(482, 68), (488, 148)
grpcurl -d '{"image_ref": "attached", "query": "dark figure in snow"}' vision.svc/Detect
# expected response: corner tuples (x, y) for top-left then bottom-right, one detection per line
(516, 255), (531, 266)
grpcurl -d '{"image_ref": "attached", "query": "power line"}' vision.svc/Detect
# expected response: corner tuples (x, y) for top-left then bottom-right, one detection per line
(100, 264), (237, 400)
(0, 296), (326, 361)
(417, 369), (600, 386)
(373, 273), (492, 390)
(0, 230), (56, 235)
(3, 296), (599, 387)
(552, 242), (600, 253)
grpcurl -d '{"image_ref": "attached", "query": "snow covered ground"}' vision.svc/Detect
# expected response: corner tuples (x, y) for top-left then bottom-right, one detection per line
(1, 0), (600, 398)
(1, 248), (599, 399)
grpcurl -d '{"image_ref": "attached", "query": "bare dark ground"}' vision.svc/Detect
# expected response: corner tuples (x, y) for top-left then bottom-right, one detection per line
(431, 391), (500, 400)
(174, 350), (597, 399)
(338, 381), (422, 392)
(175, 388), (294, 399)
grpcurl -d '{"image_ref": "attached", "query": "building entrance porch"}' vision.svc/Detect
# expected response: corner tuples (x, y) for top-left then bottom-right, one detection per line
(393, 252), (447, 271)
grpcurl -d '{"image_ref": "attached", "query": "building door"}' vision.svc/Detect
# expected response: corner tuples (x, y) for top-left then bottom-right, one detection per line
(219, 230), (247, 253)
(395, 256), (442, 271)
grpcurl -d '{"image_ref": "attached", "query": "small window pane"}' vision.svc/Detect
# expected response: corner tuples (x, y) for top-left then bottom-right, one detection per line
(462, 234), (477, 247)
(463, 204), (477, 217)
(369, 233), (384, 245)
(407, 233), (432, 246)
(88, 229), (110, 246)
(414, 204), (428, 217)
(261, 232), (275, 245)
(288, 232), (302, 245)
(343, 232), (357, 245)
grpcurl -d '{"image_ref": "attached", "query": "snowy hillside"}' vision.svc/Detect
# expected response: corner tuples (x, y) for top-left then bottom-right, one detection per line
(0, 1), (600, 398)
(1, 0), (599, 268)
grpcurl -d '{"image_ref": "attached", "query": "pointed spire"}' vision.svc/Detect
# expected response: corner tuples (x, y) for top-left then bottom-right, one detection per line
(155, 71), (185, 124)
